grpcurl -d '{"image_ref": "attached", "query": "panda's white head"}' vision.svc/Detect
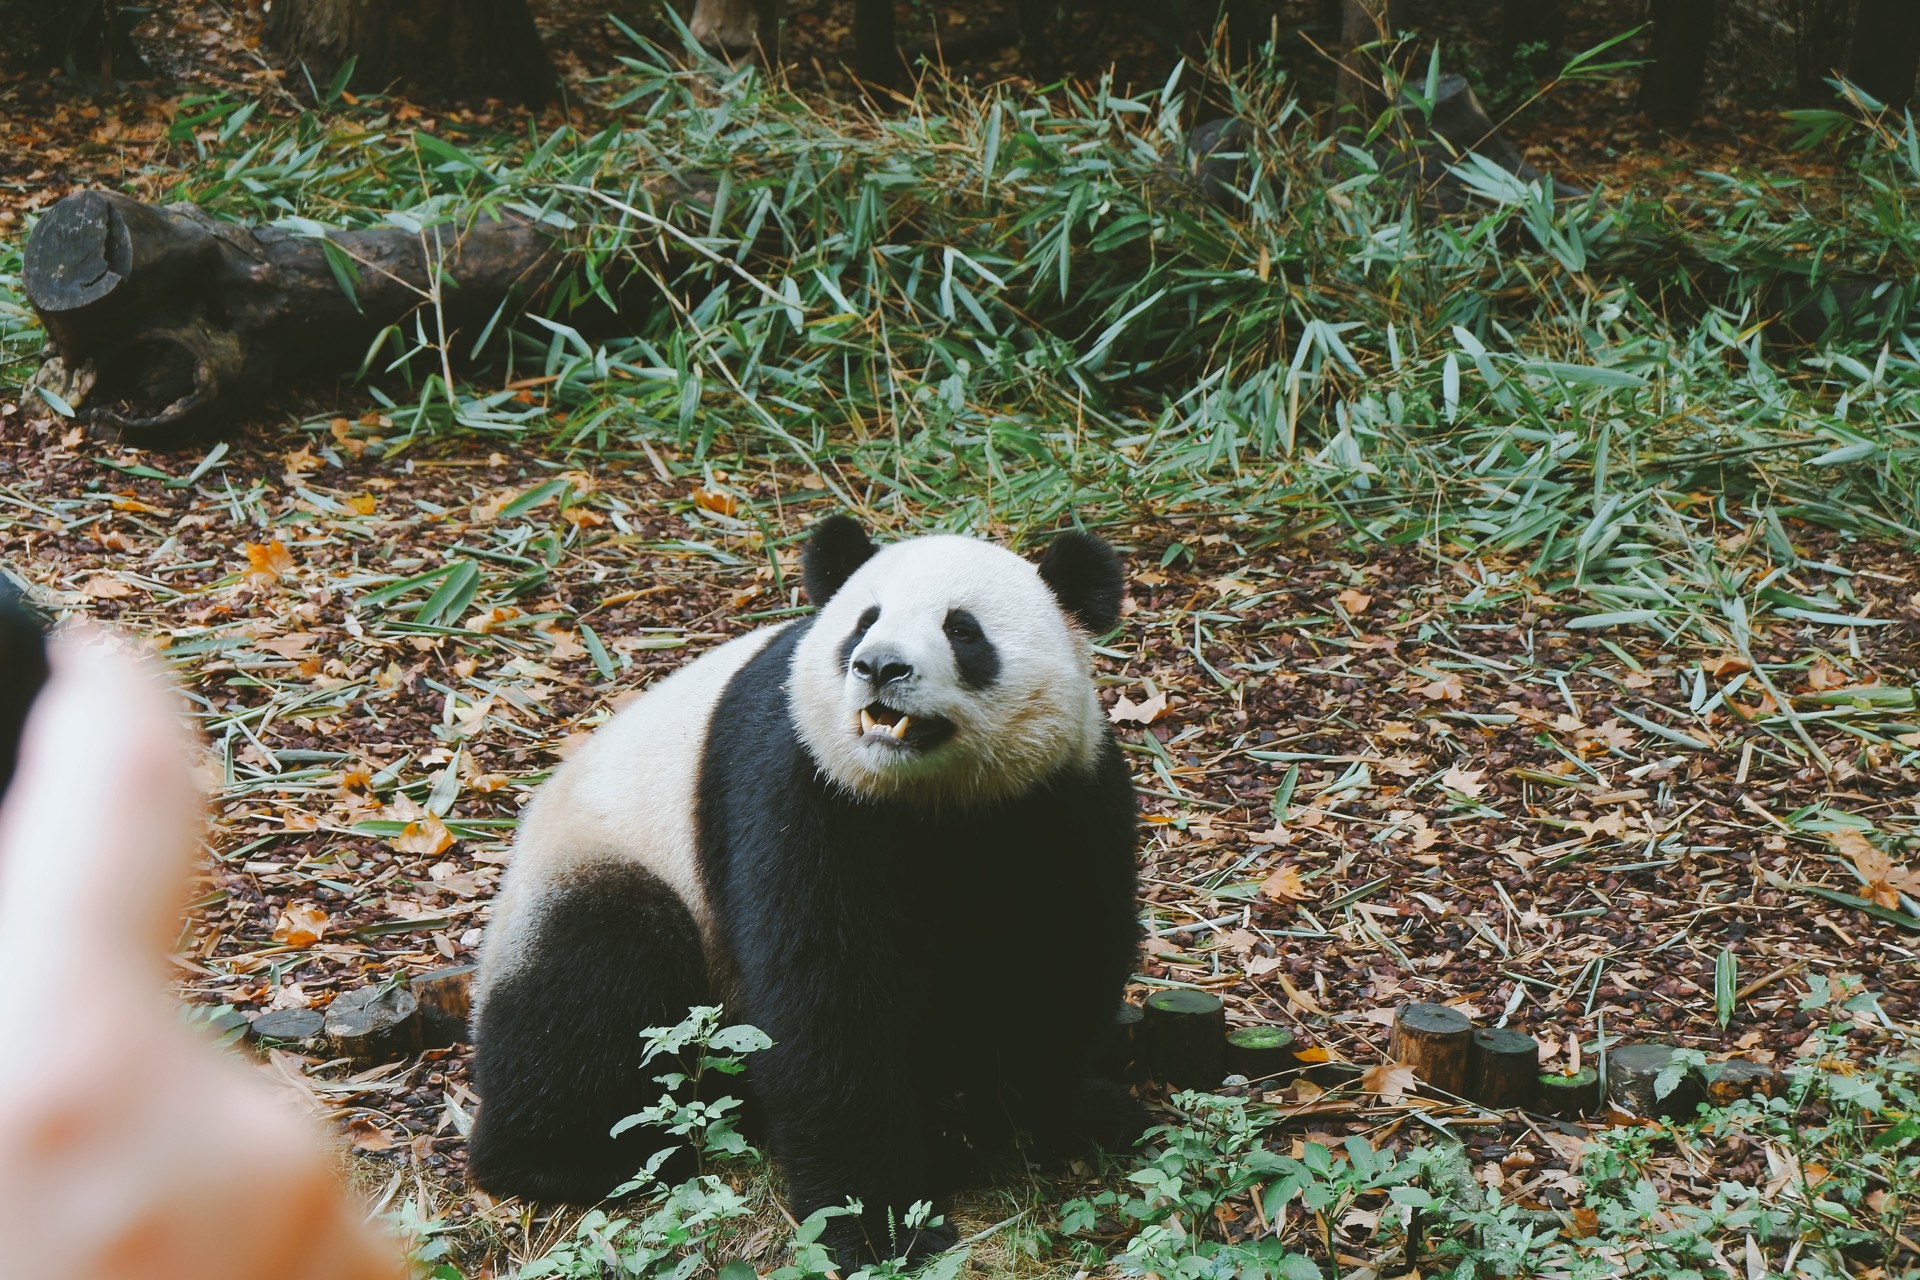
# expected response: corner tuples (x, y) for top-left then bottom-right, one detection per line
(789, 516), (1125, 809)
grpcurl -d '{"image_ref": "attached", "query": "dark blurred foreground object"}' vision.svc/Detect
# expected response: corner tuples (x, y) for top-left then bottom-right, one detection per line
(265, 0), (555, 106)
(22, 190), (560, 441)
(0, 583), (50, 804)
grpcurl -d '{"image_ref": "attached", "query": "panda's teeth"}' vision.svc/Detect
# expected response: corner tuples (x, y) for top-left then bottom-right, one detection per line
(889, 715), (912, 740)
(859, 708), (878, 735)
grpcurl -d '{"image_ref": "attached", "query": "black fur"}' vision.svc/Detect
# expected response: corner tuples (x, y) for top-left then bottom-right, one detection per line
(697, 623), (1140, 1263)
(469, 863), (714, 1204)
(0, 584), (50, 804)
(802, 515), (878, 606)
(1035, 532), (1124, 634)
(942, 609), (1000, 690)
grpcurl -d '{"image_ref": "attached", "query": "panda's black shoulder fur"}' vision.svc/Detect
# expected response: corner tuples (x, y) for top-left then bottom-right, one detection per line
(695, 619), (1140, 1233)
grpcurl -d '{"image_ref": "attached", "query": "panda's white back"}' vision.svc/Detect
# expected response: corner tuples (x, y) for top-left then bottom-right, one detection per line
(475, 623), (788, 1001)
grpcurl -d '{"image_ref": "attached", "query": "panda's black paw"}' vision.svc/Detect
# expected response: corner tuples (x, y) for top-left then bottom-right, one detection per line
(1073, 1077), (1152, 1154)
(819, 1211), (958, 1269)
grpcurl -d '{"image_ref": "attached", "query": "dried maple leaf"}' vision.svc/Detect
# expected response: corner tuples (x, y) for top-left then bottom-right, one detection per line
(345, 493), (377, 516)
(1335, 588), (1373, 615)
(1440, 764), (1487, 797)
(542, 626), (587, 662)
(1360, 1061), (1418, 1104)
(244, 540), (295, 586)
(1108, 690), (1169, 725)
(1702, 654), (1751, 678)
(1417, 672), (1466, 701)
(1805, 659), (1847, 691)
(272, 904), (330, 948)
(1259, 865), (1313, 902)
(693, 486), (739, 516)
(1248, 823), (1294, 847)
(392, 814), (455, 857)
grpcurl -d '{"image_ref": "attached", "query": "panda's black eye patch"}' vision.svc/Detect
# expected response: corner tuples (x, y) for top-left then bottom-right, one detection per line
(944, 609), (999, 689)
(838, 606), (881, 674)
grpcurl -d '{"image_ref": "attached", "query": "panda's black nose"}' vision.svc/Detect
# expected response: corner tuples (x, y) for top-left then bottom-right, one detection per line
(851, 652), (914, 687)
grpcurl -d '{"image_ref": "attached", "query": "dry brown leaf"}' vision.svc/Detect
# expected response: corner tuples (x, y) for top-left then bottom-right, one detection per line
(1259, 865), (1313, 902)
(80, 573), (132, 599)
(1248, 823), (1294, 847)
(1440, 764), (1487, 797)
(272, 904), (330, 948)
(1832, 828), (1920, 909)
(1805, 658), (1847, 691)
(392, 814), (455, 857)
(345, 493), (377, 516)
(1109, 690), (1169, 725)
(464, 605), (522, 634)
(1335, 588), (1373, 615)
(1417, 672), (1466, 701)
(1702, 654), (1751, 678)
(1359, 1061), (1417, 1104)
(244, 539), (296, 586)
(693, 486), (739, 516)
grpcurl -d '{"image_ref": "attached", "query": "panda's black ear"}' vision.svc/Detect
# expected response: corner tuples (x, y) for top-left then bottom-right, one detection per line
(1037, 531), (1124, 634)
(801, 514), (878, 605)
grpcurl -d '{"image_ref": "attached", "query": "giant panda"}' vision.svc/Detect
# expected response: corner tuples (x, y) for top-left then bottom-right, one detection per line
(468, 515), (1142, 1261)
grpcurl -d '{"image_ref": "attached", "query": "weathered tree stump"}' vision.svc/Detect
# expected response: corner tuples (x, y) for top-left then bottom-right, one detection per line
(1389, 1002), (1474, 1096)
(414, 965), (476, 1049)
(325, 984), (422, 1061)
(1606, 1043), (1704, 1118)
(1225, 1024), (1296, 1082)
(1538, 1068), (1600, 1117)
(1142, 988), (1226, 1089)
(690, 0), (785, 62)
(1466, 1027), (1539, 1109)
(248, 1007), (327, 1048)
(1847, 0), (1920, 108)
(1700, 1058), (1783, 1107)
(265, 0), (555, 106)
(22, 190), (561, 439)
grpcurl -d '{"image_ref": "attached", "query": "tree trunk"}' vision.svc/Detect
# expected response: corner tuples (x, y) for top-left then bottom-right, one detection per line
(1638, 0), (1716, 127)
(23, 190), (562, 439)
(1846, 0), (1920, 107)
(30, 0), (148, 80)
(265, 0), (555, 107)
(1793, 0), (1851, 103)
(1335, 0), (1409, 124)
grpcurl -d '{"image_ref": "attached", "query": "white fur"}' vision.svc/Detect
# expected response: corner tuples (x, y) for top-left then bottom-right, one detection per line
(791, 535), (1104, 808)
(475, 624), (786, 1003)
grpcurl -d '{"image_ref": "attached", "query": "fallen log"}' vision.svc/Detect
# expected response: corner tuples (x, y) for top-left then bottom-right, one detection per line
(22, 189), (562, 440)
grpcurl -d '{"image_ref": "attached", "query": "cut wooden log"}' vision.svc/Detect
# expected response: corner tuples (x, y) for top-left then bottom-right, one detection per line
(1224, 1024), (1296, 1082)
(1467, 1027), (1539, 1109)
(1537, 1068), (1600, 1117)
(325, 984), (422, 1062)
(1700, 1058), (1783, 1107)
(248, 1007), (326, 1047)
(1605, 1043), (1704, 1118)
(1388, 1002), (1474, 1097)
(1142, 988), (1226, 1089)
(22, 190), (562, 440)
(414, 965), (476, 1049)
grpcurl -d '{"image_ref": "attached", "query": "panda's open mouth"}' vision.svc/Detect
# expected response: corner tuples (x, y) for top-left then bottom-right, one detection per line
(857, 702), (956, 751)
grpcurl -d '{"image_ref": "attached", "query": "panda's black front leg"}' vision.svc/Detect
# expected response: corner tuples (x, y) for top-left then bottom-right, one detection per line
(751, 1020), (958, 1266)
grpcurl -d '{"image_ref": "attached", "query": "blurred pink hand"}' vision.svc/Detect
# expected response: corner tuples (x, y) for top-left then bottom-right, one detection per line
(0, 633), (404, 1280)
